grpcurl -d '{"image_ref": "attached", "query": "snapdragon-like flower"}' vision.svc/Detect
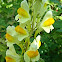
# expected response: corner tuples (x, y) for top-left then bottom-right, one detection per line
(30, 35), (41, 50)
(5, 26), (19, 47)
(15, 25), (29, 41)
(5, 25), (29, 47)
(33, 0), (48, 18)
(24, 35), (41, 62)
(5, 45), (21, 62)
(5, 0), (56, 62)
(15, 0), (30, 23)
(40, 11), (55, 33)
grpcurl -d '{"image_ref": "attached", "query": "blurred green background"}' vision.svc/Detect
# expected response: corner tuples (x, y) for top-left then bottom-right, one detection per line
(0, 0), (62, 62)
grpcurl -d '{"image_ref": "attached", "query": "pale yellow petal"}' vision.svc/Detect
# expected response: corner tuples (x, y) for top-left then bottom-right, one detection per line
(24, 52), (30, 62)
(30, 39), (37, 51)
(42, 26), (50, 33)
(7, 26), (16, 36)
(21, 0), (29, 13)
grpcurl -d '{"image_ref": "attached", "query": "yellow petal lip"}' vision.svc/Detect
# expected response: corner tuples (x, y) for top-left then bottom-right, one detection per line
(6, 33), (14, 42)
(43, 18), (55, 26)
(15, 25), (26, 35)
(17, 8), (29, 18)
(38, 41), (41, 48)
(27, 50), (39, 58)
(5, 56), (16, 62)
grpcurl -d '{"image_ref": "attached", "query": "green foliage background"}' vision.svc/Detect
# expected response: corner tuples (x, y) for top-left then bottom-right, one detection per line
(0, 0), (62, 62)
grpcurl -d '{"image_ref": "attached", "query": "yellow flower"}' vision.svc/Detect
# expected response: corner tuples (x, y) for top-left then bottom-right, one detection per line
(30, 35), (41, 51)
(40, 11), (55, 33)
(33, 0), (48, 18)
(5, 45), (21, 62)
(6, 25), (29, 43)
(24, 50), (40, 62)
(6, 26), (20, 47)
(15, 0), (30, 23)
(24, 35), (41, 62)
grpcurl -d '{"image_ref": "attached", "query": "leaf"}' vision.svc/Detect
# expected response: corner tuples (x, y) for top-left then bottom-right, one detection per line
(49, 0), (60, 4)
(53, 20), (62, 28)
(0, 43), (7, 58)
(0, 56), (5, 62)
(56, 29), (62, 32)
(0, 38), (6, 44)
(37, 58), (45, 62)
